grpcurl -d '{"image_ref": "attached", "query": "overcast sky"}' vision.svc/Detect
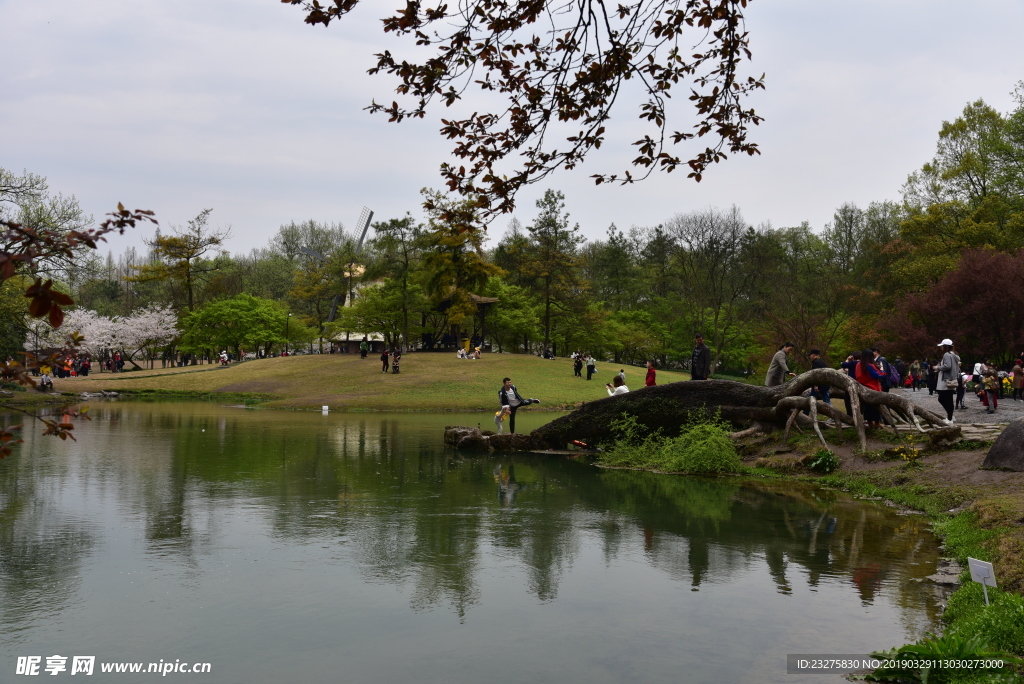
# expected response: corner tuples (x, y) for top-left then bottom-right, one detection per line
(2, 0), (1023, 256)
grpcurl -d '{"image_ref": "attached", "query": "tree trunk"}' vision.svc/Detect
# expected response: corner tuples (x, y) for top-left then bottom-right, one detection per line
(530, 368), (952, 452)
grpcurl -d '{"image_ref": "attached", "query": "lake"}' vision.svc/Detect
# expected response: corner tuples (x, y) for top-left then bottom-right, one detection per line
(1, 403), (944, 683)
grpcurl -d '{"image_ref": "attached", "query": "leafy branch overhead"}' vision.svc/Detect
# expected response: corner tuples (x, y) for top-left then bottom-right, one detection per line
(1, 204), (157, 328)
(1, 202), (156, 452)
(284, 0), (765, 220)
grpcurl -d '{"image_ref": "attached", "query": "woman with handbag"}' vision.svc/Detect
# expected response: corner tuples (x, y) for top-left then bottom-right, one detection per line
(933, 339), (959, 424)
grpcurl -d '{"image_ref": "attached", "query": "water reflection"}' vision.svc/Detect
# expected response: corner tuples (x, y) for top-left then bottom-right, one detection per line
(0, 404), (944, 683)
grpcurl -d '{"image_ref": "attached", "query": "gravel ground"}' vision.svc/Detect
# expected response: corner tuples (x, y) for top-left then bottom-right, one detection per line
(897, 386), (1023, 424)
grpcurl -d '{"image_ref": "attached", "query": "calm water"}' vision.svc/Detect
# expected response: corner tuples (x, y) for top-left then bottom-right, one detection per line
(1, 403), (944, 683)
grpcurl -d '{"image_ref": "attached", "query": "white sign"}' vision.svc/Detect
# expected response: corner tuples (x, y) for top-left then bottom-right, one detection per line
(968, 557), (997, 587)
(967, 557), (997, 605)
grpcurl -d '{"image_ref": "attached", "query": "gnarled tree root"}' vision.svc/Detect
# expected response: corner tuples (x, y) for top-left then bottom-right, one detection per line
(530, 368), (956, 453)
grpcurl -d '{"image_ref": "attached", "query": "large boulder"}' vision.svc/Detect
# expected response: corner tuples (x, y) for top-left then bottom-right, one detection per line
(982, 417), (1024, 471)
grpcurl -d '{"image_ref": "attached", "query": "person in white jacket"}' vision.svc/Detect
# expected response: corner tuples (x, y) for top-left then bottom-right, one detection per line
(606, 375), (630, 396)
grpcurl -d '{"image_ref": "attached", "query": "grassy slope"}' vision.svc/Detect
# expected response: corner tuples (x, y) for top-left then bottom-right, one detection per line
(55, 353), (693, 410)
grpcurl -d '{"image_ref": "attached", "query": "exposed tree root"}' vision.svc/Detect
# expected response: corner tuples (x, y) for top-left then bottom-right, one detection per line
(530, 369), (955, 453)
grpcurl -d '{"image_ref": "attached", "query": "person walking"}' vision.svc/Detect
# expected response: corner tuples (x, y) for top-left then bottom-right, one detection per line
(606, 375), (630, 396)
(391, 349), (401, 374)
(909, 359), (921, 391)
(764, 343), (796, 387)
(691, 333), (712, 380)
(617, 369), (626, 384)
(585, 354), (596, 381)
(1012, 359), (1024, 401)
(380, 349), (390, 373)
(573, 354), (583, 378)
(359, 338), (369, 359)
(933, 339), (959, 424)
(645, 360), (657, 387)
(893, 357), (906, 389)
(983, 370), (999, 414)
(498, 377), (539, 434)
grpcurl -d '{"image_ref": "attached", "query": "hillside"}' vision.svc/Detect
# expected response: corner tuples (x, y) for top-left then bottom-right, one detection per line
(56, 353), (694, 410)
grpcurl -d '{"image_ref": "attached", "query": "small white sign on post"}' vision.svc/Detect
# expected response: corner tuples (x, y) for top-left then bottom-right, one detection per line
(967, 557), (997, 605)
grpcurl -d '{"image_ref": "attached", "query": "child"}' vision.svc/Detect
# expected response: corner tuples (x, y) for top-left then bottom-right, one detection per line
(494, 406), (511, 434)
(983, 370), (999, 414)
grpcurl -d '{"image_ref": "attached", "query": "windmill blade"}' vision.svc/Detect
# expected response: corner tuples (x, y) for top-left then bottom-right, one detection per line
(326, 293), (344, 323)
(299, 246), (327, 261)
(354, 207), (374, 254)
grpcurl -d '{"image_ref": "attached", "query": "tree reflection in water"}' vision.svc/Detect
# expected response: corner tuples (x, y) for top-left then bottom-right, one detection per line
(0, 404), (944, 642)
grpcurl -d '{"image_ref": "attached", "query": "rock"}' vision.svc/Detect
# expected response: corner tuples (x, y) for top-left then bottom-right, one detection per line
(0, 390), (14, 398)
(928, 425), (962, 447)
(982, 417), (1024, 471)
(443, 426), (489, 451)
(926, 558), (962, 585)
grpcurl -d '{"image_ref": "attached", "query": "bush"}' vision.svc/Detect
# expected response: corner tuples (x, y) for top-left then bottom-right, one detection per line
(805, 448), (840, 473)
(1, 380), (26, 392)
(659, 423), (741, 474)
(868, 629), (1022, 683)
(600, 413), (741, 474)
(943, 584), (1024, 656)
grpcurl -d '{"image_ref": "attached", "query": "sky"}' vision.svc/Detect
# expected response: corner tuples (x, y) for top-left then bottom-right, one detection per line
(2, 0), (1023, 257)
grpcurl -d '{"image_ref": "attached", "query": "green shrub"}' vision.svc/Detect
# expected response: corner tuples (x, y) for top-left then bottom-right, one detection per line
(659, 423), (741, 474)
(805, 448), (840, 473)
(868, 630), (1022, 683)
(943, 584), (1024, 656)
(1, 380), (26, 392)
(600, 412), (740, 474)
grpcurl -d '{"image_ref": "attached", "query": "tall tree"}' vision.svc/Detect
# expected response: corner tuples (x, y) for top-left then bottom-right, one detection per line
(665, 206), (760, 369)
(129, 209), (230, 311)
(523, 190), (585, 350)
(419, 191), (503, 337)
(365, 215), (424, 351)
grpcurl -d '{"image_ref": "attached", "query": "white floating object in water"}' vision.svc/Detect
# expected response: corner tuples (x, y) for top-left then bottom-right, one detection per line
(322, 405), (329, 413)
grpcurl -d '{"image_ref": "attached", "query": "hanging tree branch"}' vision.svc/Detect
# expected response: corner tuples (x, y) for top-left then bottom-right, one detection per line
(283, 0), (765, 222)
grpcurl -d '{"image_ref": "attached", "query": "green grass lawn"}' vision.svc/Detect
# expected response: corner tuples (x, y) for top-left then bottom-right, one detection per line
(57, 353), (695, 410)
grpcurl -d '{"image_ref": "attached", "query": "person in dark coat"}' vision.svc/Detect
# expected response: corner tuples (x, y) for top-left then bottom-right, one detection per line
(691, 334), (712, 380)
(498, 377), (539, 434)
(809, 349), (830, 404)
(381, 349), (390, 373)
(925, 358), (938, 395)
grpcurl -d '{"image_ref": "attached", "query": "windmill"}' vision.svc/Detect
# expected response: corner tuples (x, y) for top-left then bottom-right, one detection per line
(299, 206), (374, 323)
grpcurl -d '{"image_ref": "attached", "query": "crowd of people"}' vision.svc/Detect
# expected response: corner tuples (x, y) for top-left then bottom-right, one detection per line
(762, 338), (1024, 426)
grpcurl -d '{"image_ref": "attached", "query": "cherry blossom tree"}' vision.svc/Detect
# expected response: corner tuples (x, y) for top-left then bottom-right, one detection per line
(120, 306), (179, 368)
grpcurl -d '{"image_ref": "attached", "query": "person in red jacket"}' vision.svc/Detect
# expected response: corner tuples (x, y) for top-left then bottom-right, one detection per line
(854, 348), (884, 427)
(645, 360), (657, 387)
